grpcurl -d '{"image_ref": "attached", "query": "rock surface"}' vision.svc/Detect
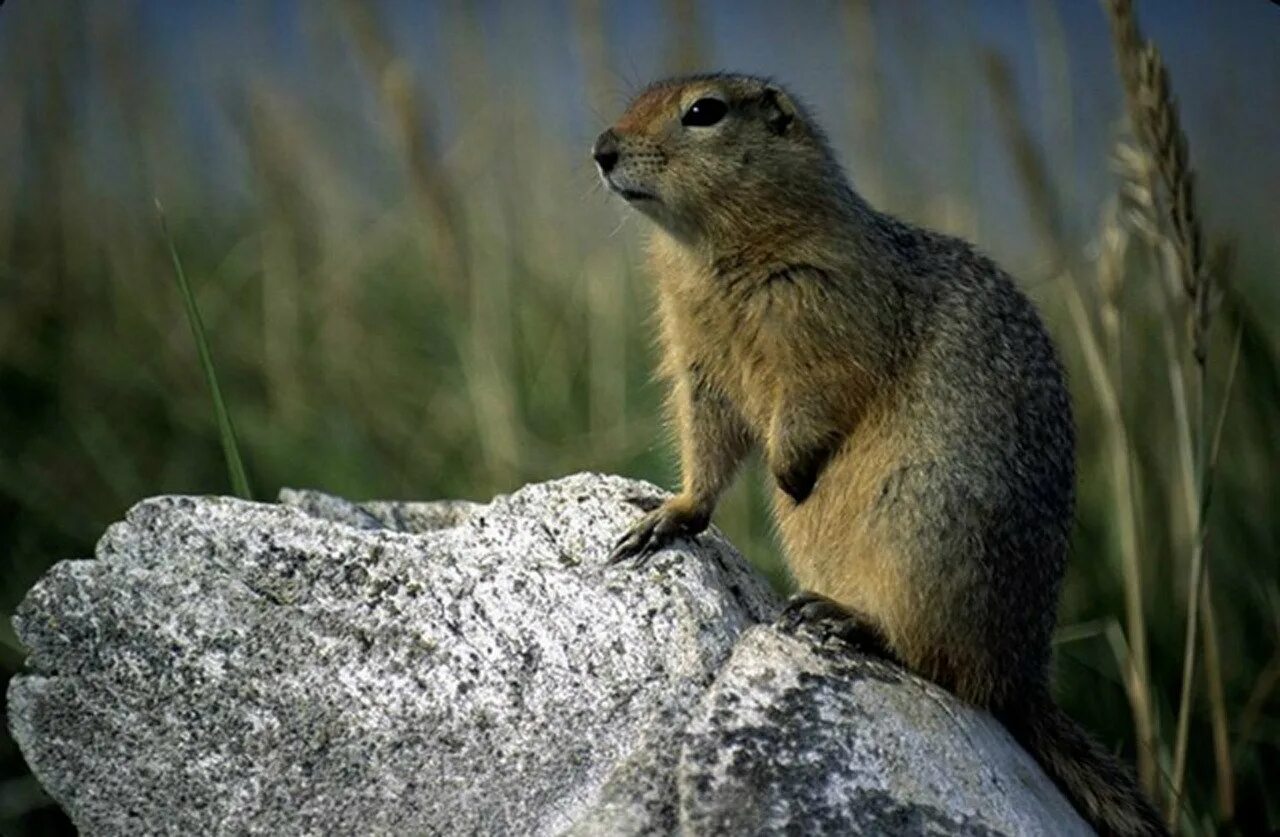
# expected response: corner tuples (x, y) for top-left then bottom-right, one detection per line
(7, 473), (1090, 835)
(678, 628), (1088, 836)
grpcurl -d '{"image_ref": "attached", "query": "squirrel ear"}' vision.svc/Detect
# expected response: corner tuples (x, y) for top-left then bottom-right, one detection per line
(760, 86), (796, 135)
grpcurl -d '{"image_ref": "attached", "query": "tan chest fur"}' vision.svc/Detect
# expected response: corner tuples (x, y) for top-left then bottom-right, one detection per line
(648, 233), (916, 634)
(650, 236), (780, 428)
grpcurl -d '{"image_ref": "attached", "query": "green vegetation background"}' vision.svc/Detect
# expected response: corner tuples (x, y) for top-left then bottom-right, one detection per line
(1, 1), (1276, 833)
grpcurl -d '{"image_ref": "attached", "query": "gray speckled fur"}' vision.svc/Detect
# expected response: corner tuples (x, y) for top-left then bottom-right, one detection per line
(878, 214), (1076, 704)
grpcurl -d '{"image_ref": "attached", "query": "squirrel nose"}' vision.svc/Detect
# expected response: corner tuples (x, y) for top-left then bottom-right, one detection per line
(593, 129), (620, 174)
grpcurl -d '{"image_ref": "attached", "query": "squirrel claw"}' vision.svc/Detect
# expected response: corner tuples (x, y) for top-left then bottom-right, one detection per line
(608, 502), (708, 566)
(608, 514), (663, 565)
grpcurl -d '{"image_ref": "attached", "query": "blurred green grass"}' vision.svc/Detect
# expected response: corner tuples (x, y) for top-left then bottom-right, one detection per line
(1, 1), (1277, 834)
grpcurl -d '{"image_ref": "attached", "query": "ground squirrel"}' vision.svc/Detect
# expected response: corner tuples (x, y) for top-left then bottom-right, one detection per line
(595, 73), (1165, 836)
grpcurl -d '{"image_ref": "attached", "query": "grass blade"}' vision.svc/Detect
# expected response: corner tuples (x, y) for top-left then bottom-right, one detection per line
(156, 199), (253, 500)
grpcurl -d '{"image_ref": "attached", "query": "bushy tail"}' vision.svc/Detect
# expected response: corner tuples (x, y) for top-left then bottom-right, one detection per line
(1001, 697), (1167, 836)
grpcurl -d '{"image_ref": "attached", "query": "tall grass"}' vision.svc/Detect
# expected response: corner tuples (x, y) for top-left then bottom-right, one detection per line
(157, 201), (253, 500)
(1101, 2), (1242, 826)
(0, 2), (1276, 834)
(986, 3), (1267, 827)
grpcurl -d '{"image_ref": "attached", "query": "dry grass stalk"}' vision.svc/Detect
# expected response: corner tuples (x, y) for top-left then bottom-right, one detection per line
(981, 52), (1064, 259)
(1132, 36), (1206, 836)
(1238, 646), (1280, 751)
(1096, 193), (1127, 378)
(663, 0), (705, 75)
(1196, 239), (1236, 826)
(573, 0), (611, 117)
(1030, 0), (1076, 215)
(1104, 0), (1146, 133)
(337, 0), (466, 302)
(1199, 576), (1233, 820)
(840, 0), (885, 206)
(1135, 45), (1209, 361)
(1104, 0), (1234, 825)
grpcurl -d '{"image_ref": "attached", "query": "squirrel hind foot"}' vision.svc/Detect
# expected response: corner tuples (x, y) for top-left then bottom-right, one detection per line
(775, 591), (895, 660)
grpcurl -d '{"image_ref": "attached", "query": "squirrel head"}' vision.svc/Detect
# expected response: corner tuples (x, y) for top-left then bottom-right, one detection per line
(593, 73), (845, 241)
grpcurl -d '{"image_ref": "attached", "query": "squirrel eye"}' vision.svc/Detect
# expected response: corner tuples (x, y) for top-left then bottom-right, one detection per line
(681, 98), (728, 127)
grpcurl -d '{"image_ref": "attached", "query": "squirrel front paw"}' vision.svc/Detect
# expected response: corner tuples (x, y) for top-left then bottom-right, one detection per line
(608, 497), (710, 565)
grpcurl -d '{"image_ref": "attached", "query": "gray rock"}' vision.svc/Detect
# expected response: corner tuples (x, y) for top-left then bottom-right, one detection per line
(7, 473), (1090, 836)
(678, 627), (1091, 836)
(9, 474), (777, 835)
(278, 488), (483, 534)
